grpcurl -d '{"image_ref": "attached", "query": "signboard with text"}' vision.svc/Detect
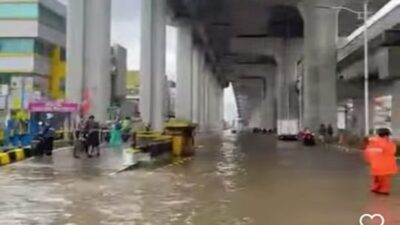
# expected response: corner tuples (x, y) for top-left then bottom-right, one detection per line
(28, 100), (79, 113)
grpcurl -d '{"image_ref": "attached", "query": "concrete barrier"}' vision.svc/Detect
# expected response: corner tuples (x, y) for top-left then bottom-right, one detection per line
(120, 133), (174, 171)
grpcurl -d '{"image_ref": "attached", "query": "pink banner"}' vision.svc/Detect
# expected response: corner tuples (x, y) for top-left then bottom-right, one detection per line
(28, 100), (79, 113)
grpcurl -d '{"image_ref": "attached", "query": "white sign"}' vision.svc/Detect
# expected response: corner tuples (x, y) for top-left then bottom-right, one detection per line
(0, 96), (6, 110)
(373, 95), (392, 130)
(337, 106), (346, 129)
(0, 85), (9, 96)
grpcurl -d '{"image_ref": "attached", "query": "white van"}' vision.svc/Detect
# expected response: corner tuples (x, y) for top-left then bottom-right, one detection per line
(277, 120), (299, 140)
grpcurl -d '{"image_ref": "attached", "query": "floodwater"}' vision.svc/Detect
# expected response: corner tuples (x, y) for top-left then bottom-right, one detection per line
(1, 132), (400, 225)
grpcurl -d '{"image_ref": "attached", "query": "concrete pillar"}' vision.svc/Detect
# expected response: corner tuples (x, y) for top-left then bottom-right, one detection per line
(208, 71), (214, 129)
(175, 24), (193, 121)
(66, 0), (111, 121)
(208, 73), (216, 130)
(262, 75), (276, 129)
(198, 53), (206, 130)
(66, 0), (84, 105)
(276, 39), (302, 123)
(219, 86), (224, 129)
(214, 81), (224, 130)
(206, 71), (223, 131)
(249, 101), (262, 128)
(276, 44), (289, 121)
(203, 66), (210, 130)
(191, 48), (201, 124)
(300, 1), (338, 130)
(215, 77), (224, 130)
(84, 0), (111, 121)
(163, 75), (170, 118)
(353, 99), (365, 135)
(392, 82), (400, 136)
(140, 0), (166, 131)
(353, 98), (373, 136)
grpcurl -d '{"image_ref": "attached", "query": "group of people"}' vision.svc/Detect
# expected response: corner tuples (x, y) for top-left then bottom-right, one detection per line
(73, 116), (135, 158)
(74, 115), (101, 158)
(109, 116), (134, 147)
(318, 124), (334, 143)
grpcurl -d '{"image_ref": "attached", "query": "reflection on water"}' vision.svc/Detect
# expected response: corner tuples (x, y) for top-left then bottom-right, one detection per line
(364, 195), (400, 224)
(0, 167), (70, 225)
(216, 134), (246, 193)
(0, 132), (400, 225)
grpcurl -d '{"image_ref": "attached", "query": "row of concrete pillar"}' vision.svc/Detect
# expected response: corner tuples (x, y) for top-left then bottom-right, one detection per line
(230, 2), (339, 131)
(65, 0), (342, 132)
(175, 24), (224, 131)
(66, 0), (224, 131)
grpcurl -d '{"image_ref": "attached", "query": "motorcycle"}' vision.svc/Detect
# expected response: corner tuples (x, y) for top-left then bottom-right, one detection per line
(303, 132), (316, 146)
(31, 135), (46, 156)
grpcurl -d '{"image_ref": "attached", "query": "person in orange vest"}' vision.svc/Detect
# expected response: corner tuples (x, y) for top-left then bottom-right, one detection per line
(364, 128), (398, 195)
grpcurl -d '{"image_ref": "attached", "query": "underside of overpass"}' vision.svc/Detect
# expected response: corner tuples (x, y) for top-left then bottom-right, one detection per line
(168, 0), (390, 131)
(67, 0), (398, 133)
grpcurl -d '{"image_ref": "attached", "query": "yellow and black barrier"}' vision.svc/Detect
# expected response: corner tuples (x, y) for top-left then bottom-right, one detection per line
(165, 120), (196, 157)
(135, 131), (173, 158)
(0, 147), (32, 167)
(135, 121), (197, 158)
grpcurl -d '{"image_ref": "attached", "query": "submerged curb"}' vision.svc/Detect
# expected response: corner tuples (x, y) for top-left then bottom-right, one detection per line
(330, 144), (362, 154)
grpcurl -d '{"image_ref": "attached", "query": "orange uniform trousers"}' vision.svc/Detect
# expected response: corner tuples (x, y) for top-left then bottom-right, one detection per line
(371, 175), (393, 194)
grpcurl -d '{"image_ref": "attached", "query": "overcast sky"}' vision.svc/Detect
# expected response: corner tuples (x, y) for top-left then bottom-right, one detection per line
(60, 0), (237, 122)
(111, 0), (177, 80)
(59, 0), (177, 80)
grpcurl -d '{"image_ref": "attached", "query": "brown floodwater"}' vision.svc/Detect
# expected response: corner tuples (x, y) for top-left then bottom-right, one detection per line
(1, 131), (400, 225)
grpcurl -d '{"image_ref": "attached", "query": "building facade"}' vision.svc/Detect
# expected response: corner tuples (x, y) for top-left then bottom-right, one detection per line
(111, 44), (127, 104)
(0, 0), (66, 115)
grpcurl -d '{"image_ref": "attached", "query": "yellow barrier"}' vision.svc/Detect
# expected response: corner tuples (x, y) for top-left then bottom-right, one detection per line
(14, 149), (25, 161)
(0, 153), (10, 166)
(165, 120), (196, 157)
(0, 148), (32, 167)
(171, 136), (184, 156)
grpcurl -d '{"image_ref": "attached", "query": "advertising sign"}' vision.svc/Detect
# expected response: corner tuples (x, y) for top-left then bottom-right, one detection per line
(28, 100), (79, 113)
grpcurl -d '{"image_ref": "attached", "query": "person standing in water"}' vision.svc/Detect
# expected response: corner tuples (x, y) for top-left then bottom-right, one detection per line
(364, 128), (398, 195)
(318, 124), (327, 143)
(109, 118), (123, 148)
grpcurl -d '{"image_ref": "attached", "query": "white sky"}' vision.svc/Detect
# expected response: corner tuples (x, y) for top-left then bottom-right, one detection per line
(110, 0), (177, 80)
(60, 0), (237, 121)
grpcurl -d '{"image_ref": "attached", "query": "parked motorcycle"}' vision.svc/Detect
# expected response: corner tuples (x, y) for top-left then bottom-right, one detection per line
(303, 132), (316, 146)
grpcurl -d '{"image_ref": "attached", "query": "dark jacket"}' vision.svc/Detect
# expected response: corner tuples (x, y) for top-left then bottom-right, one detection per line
(40, 122), (55, 138)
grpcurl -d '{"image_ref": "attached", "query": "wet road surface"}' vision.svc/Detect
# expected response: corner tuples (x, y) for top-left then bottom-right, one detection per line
(1, 132), (400, 225)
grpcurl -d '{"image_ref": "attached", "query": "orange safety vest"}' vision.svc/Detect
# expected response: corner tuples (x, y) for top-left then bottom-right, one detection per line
(364, 137), (398, 176)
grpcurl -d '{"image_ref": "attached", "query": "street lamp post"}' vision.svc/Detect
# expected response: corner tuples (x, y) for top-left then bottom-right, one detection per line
(317, 2), (370, 136)
(363, 2), (370, 136)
